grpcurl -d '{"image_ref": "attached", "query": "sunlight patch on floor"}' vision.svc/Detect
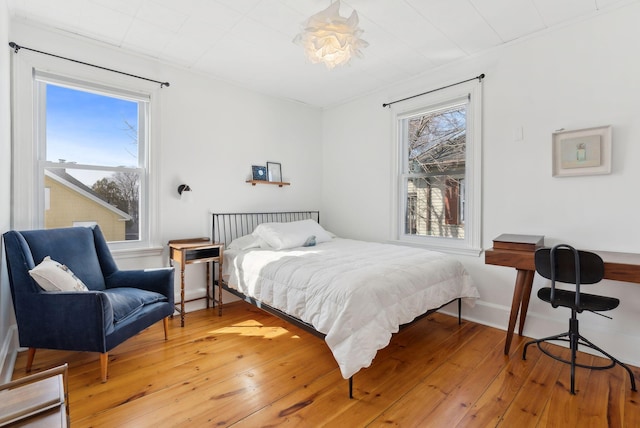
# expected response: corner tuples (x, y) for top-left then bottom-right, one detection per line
(211, 320), (291, 339)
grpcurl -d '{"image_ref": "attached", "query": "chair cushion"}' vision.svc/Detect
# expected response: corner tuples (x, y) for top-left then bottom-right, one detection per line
(103, 288), (168, 324)
(538, 287), (620, 312)
(28, 256), (89, 292)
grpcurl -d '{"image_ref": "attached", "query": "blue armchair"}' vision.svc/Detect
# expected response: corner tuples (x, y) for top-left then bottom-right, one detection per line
(3, 225), (174, 382)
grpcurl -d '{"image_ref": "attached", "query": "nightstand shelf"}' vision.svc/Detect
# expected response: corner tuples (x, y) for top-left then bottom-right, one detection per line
(246, 180), (290, 187)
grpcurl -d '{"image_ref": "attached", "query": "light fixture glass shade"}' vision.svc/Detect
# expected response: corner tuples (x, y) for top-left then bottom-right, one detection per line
(293, 1), (368, 69)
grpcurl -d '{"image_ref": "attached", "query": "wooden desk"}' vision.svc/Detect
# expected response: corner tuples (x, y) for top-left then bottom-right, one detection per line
(485, 236), (640, 355)
(169, 238), (224, 327)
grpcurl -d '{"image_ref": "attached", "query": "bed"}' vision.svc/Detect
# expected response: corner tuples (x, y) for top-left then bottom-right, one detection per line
(212, 211), (479, 396)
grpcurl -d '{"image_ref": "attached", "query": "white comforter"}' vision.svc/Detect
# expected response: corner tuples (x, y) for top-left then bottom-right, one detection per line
(222, 238), (479, 379)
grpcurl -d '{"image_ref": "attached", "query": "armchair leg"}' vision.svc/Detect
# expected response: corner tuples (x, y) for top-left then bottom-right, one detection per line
(100, 353), (108, 383)
(26, 348), (36, 372)
(163, 317), (169, 340)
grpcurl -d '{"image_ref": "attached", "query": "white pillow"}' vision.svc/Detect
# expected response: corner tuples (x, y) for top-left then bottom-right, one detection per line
(227, 234), (266, 251)
(252, 219), (332, 250)
(29, 256), (89, 292)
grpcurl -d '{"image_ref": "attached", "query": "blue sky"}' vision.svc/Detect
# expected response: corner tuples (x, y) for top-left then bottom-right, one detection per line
(46, 84), (139, 170)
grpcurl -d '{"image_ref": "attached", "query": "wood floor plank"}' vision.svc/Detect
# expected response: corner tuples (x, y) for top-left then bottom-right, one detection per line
(624, 365), (640, 427)
(11, 301), (639, 427)
(410, 329), (509, 427)
(71, 310), (309, 420)
(84, 344), (339, 427)
(537, 350), (595, 426)
(454, 339), (542, 427)
(368, 326), (502, 426)
(499, 346), (569, 426)
(581, 359), (622, 427)
(233, 314), (478, 427)
(79, 320), (336, 425)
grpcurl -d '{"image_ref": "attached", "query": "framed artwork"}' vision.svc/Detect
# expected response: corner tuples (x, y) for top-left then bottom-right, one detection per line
(552, 125), (612, 177)
(267, 161), (282, 182)
(251, 165), (267, 181)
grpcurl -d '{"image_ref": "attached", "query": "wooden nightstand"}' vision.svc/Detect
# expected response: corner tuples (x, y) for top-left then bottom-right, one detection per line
(168, 238), (224, 327)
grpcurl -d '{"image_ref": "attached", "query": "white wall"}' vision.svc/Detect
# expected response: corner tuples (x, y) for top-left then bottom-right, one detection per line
(5, 20), (322, 324)
(9, 20), (323, 235)
(322, 3), (640, 366)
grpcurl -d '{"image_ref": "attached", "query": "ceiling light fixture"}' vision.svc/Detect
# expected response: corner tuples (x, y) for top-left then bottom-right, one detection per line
(293, 1), (368, 69)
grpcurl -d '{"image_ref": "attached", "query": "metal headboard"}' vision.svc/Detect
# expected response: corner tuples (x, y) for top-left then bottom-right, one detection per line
(212, 211), (320, 247)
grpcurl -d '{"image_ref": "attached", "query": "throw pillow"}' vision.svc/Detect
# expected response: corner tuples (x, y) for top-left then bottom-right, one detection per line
(228, 234), (268, 251)
(29, 256), (89, 292)
(252, 219), (333, 250)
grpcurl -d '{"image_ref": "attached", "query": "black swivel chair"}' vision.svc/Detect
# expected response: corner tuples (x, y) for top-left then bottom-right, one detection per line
(523, 244), (637, 394)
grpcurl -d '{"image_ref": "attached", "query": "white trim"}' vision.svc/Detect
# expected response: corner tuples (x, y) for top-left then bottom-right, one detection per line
(112, 245), (163, 259)
(11, 49), (161, 254)
(34, 69), (151, 102)
(390, 79), (482, 256)
(441, 298), (640, 368)
(0, 324), (18, 384)
(385, 239), (482, 257)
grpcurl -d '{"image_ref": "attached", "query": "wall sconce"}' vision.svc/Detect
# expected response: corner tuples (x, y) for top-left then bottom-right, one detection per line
(177, 184), (191, 196)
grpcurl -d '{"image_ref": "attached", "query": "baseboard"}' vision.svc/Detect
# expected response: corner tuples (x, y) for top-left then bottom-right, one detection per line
(441, 299), (640, 368)
(176, 287), (241, 315)
(440, 299), (511, 331)
(515, 309), (640, 368)
(0, 324), (18, 384)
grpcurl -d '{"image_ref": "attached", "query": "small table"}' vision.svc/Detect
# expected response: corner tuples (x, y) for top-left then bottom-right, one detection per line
(0, 364), (69, 427)
(168, 238), (224, 327)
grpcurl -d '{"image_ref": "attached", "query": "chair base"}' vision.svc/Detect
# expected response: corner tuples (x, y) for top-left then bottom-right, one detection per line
(523, 319), (637, 394)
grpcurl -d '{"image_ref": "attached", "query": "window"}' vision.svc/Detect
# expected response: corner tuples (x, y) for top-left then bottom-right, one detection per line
(37, 79), (147, 244)
(11, 55), (160, 255)
(394, 80), (482, 255)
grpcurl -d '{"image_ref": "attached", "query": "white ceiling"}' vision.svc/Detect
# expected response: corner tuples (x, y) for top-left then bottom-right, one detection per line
(7, 0), (637, 108)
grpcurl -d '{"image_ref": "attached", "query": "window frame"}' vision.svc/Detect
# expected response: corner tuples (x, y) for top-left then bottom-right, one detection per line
(391, 80), (482, 256)
(11, 51), (162, 257)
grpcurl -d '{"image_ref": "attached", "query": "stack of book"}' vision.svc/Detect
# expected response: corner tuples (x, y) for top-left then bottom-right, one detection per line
(492, 234), (544, 251)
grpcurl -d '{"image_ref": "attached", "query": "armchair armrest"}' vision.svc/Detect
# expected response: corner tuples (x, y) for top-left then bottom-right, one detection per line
(105, 268), (174, 303)
(14, 292), (114, 353)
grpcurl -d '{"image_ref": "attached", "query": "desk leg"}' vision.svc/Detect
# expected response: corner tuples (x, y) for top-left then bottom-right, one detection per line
(504, 269), (535, 355)
(217, 262), (223, 316)
(179, 265), (185, 327)
(518, 270), (535, 335)
(206, 262), (211, 309)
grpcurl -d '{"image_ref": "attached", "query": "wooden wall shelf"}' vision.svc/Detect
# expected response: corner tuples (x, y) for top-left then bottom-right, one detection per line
(246, 180), (290, 187)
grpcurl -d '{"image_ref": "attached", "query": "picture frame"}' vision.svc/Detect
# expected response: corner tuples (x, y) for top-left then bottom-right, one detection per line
(267, 161), (282, 182)
(251, 165), (267, 181)
(552, 125), (612, 177)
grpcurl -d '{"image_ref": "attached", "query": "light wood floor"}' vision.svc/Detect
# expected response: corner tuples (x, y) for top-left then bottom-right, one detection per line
(12, 301), (640, 427)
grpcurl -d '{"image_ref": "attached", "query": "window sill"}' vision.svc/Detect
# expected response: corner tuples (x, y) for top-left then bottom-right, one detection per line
(111, 245), (163, 259)
(386, 239), (483, 257)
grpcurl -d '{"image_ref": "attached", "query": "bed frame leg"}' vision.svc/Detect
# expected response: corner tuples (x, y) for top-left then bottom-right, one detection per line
(458, 298), (462, 325)
(349, 376), (353, 399)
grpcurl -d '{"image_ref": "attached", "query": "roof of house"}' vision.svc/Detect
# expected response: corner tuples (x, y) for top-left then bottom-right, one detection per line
(45, 169), (132, 221)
